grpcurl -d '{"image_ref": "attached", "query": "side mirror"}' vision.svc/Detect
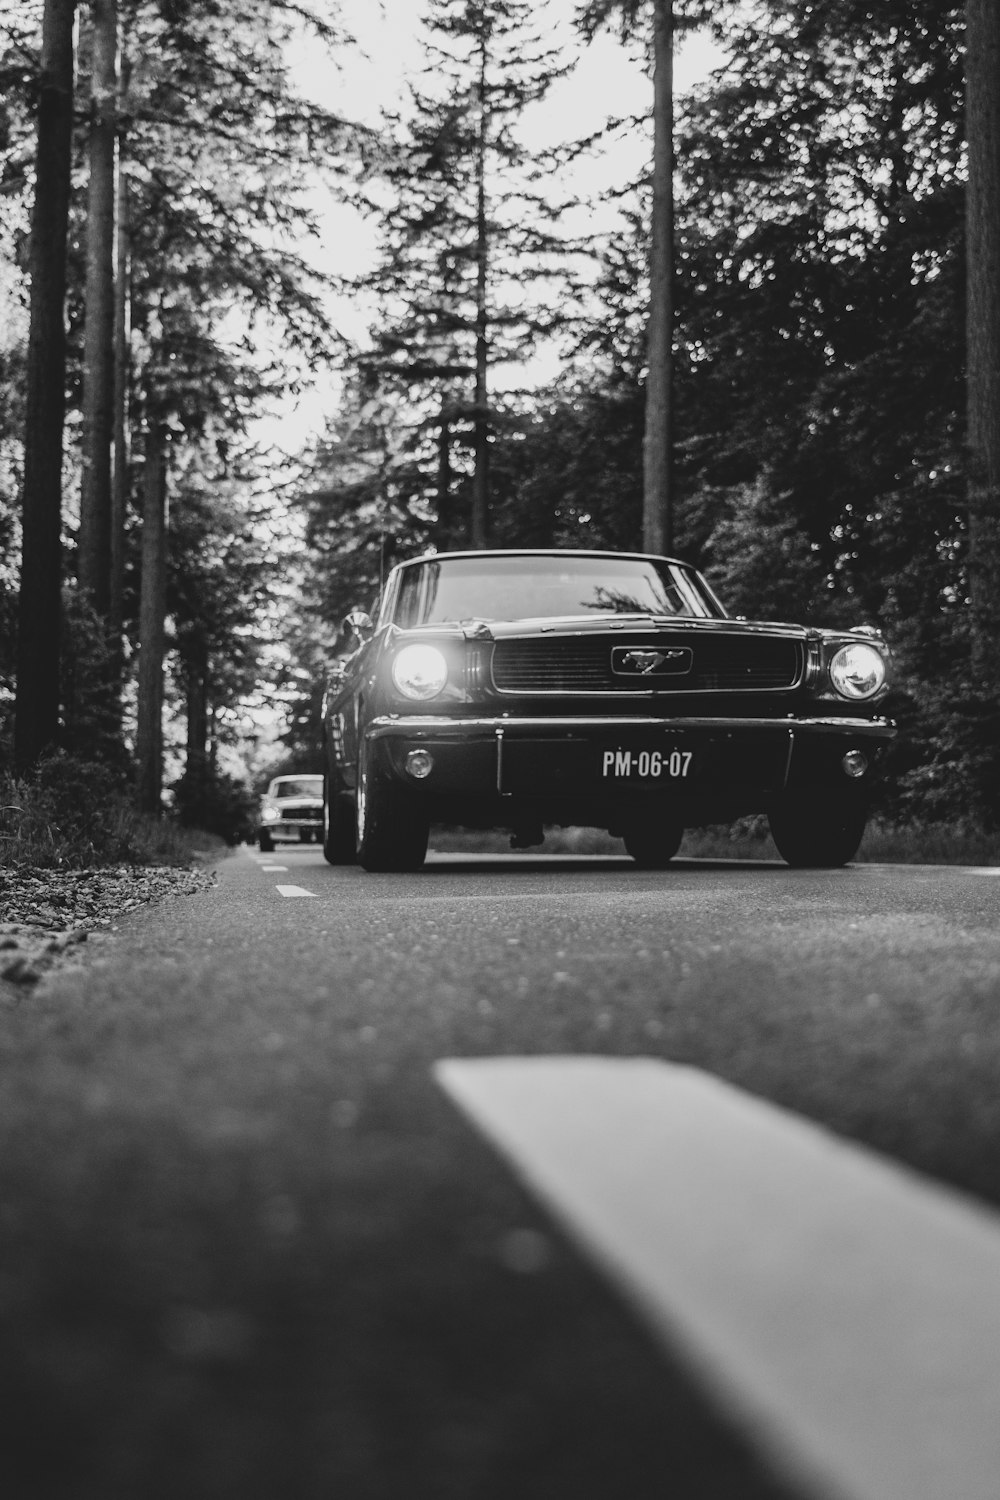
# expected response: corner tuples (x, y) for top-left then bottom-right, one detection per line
(342, 609), (374, 645)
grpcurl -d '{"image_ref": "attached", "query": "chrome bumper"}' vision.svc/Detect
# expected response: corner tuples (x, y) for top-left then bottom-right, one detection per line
(366, 713), (896, 740)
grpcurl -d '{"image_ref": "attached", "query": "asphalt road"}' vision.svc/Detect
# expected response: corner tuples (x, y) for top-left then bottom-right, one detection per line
(4, 843), (1000, 1499)
(149, 839), (1000, 987)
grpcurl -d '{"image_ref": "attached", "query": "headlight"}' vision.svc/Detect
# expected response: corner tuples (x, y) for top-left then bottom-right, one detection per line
(262, 806), (279, 822)
(391, 644), (449, 700)
(829, 643), (886, 700)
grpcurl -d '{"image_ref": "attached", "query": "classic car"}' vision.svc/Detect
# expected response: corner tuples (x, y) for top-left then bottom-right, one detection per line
(320, 549), (895, 872)
(257, 774), (324, 851)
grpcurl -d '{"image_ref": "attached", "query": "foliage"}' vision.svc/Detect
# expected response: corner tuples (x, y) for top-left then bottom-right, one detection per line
(879, 675), (1000, 833)
(352, 0), (586, 545)
(170, 763), (257, 846)
(166, 454), (278, 713)
(0, 750), (201, 867)
(2, 0), (998, 832)
(59, 586), (133, 765)
(548, 0), (983, 822)
(0, 338), (25, 722)
(295, 377), (436, 628)
(697, 478), (847, 628)
(0, 0), (356, 801)
(278, 0), (992, 828)
(486, 379), (645, 550)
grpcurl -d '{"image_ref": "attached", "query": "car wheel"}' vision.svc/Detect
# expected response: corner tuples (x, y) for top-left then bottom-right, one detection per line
(356, 740), (429, 873)
(622, 811), (684, 868)
(258, 830), (274, 852)
(768, 793), (867, 868)
(322, 774), (357, 866)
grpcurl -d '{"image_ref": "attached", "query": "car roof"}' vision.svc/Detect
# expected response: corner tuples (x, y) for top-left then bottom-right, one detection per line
(396, 548), (691, 568)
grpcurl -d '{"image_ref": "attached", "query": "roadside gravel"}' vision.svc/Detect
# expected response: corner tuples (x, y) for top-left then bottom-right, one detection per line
(0, 863), (218, 988)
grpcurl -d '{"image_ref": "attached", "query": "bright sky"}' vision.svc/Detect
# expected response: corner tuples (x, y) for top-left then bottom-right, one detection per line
(329, 0), (722, 126)
(259, 0), (723, 456)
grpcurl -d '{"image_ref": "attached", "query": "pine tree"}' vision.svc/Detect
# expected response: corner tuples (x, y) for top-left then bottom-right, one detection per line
(576, 0), (712, 554)
(14, 0), (77, 773)
(358, 0), (578, 548)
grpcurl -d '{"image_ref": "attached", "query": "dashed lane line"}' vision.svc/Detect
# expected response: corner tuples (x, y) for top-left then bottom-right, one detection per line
(260, 864), (288, 872)
(275, 884), (317, 898)
(436, 1055), (1000, 1500)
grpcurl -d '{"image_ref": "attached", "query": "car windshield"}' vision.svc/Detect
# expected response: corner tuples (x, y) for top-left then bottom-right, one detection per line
(270, 778), (322, 799)
(393, 555), (722, 627)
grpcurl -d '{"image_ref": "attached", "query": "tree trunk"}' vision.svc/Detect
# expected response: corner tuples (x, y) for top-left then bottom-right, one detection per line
(642, 0), (674, 556)
(110, 43), (132, 647)
(77, 0), (118, 618)
(470, 37), (490, 550)
(13, 0), (77, 774)
(966, 0), (1000, 686)
(436, 406), (455, 545)
(135, 424), (168, 815)
(184, 632), (210, 827)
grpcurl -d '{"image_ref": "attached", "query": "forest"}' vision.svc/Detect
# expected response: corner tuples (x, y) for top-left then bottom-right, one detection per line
(1, 0), (999, 847)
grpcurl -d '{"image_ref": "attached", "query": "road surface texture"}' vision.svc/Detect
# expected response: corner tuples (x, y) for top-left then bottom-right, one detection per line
(1, 843), (998, 1500)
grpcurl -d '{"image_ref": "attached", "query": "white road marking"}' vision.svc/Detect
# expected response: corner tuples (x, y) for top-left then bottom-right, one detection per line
(275, 884), (316, 898)
(260, 865), (288, 872)
(436, 1055), (1000, 1500)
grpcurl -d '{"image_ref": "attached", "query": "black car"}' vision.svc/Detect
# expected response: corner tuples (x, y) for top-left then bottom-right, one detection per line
(321, 549), (895, 872)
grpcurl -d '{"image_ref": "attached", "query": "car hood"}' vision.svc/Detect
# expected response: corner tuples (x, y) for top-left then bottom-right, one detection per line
(460, 614), (813, 642)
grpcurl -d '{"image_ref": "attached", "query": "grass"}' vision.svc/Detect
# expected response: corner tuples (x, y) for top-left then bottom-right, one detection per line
(1, 755), (226, 871)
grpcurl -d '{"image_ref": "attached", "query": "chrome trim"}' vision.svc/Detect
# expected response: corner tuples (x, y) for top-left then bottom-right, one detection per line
(366, 714), (896, 739)
(489, 679), (805, 697)
(782, 726), (795, 787)
(611, 646), (693, 677)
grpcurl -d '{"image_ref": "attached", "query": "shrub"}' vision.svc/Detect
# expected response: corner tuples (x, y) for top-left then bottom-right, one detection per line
(0, 752), (216, 869)
(171, 767), (257, 847)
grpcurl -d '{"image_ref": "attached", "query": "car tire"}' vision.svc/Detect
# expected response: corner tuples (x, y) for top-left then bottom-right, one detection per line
(322, 775), (357, 865)
(767, 792), (867, 868)
(622, 811), (684, 868)
(258, 830), (274, 852)
(356, 740), (429, 873)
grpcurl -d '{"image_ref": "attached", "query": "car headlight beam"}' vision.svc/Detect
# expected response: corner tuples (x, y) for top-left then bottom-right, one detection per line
(391, 644), (449, 701)
(829, 643), (886, 701)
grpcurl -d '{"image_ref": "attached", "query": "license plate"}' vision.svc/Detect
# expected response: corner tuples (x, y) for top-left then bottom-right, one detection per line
(601, 748), (694, 779)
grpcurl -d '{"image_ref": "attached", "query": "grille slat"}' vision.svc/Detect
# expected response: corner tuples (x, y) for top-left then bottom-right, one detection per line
(278, 803), (322, 820)
(491, 634), (802, 693)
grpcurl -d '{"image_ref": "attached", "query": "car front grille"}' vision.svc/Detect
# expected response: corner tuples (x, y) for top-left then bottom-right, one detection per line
(490, 633), (804, 694)
(278, 803), (322, 821)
